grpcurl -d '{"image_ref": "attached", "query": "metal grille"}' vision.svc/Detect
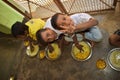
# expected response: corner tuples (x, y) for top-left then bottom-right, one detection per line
(61, 0), (114, 14)
(12, 0), (115, 19)
(29, 0), (61, 17)
(13, 0), (61, 19)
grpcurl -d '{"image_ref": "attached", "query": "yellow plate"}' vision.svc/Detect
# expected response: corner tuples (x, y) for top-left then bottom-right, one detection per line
(46, 43), (61, 60)
(71, 41), (92, 61)
(26, 45), (39, 57)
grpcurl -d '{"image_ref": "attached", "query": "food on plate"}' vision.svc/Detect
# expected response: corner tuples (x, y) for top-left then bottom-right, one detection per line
(109, 49), (120, 69)
(46, 43), (61, 60)
(39, 50), (45, 59)
(72, 41), (91, 61)
(26, 45), (39, 57)
(96, 59), (106, 69)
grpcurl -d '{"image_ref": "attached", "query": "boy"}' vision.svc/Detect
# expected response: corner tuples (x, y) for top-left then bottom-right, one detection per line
(37, 13), (103, 46)
(11, 19), (45, 51)
(109, 29), (120, 47)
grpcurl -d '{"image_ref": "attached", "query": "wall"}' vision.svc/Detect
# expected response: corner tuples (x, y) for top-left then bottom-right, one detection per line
(0, 0), (24, 34)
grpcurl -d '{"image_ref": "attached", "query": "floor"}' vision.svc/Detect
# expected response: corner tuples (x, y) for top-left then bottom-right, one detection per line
(0, 2), (120, 80)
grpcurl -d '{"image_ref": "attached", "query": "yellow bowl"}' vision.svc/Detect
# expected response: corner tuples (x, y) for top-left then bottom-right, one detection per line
(96, 59), (106, 69)
(71, 41), (92, 61)
(46, 43), (61, 60)
(39, 50), (45, 59)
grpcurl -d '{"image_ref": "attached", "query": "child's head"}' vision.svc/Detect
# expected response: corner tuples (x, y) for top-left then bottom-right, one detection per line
(51, 13), (73, 30)
(11, 21), (28, 40)
(36, 28), (57, 45)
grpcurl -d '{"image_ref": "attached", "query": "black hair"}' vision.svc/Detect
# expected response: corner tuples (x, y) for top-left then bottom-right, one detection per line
(51, 13), (64, 30)
(36, 29), (48, 46)
(11, 21), (28, 37)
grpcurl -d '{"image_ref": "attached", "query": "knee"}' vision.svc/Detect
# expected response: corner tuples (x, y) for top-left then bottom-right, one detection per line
(109, 34), (120, 46)
(93, 34), (103, 42)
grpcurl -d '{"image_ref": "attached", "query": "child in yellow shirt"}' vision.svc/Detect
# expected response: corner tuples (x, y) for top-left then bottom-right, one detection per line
(11, 18), (45, 47)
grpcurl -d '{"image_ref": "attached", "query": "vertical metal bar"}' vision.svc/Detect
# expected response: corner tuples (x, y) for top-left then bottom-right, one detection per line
(48, 0), (53, 10)
(44, 0), (49, 8)
(78, 0), (81, 13)
(76, 0), (80, 13)
(67, 0), (71, 13)
(76, 0), (79, 13)
(84, 0), (87, 12)
(62, 0), (69, 13)
(95, 0), (97, 11)
(68, 0), (75, 13)
(53, 0), (68, 14)
(27, 0), (32, 18)
(113, 0), (117, 6)
(93, 0), (96, 11)
(99, 0), (101, 13)
(81, 0), (84, 12)
(29, 0), (58, 13)
(79, 0), (83, 12)
(96, 0), (98, 12)
(88, 0), (90, 12)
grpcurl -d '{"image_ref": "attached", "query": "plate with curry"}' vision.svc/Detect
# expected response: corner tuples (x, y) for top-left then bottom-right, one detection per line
(108, 48), (120, 71)
(71, 41), (92, 61)
(46, 43), (61, 60)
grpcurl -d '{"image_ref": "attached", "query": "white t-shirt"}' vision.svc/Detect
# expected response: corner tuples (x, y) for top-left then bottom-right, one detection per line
(70, 13), (93, 26)
(44, 18), (62, 39)
(44, 13), (93, 38)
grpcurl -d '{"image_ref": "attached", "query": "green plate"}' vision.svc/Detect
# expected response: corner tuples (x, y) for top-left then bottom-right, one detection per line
(108, 48), (120, 71)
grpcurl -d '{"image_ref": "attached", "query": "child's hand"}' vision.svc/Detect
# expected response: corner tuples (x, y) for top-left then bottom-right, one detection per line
(75, 43), (84, 52)
(72, 34), (84, 52)
(48, 44), (54, 53)
(30, 44), (34, 52)
(69, 24), (76, 34)
(59, 25), (70, 33)
(59, 24), (76, 34)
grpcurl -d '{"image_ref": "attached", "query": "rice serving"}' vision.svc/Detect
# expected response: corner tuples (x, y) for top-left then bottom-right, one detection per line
(96, 59), (106, 69)
(46, 43), (61, 60)
(72, 41), (91, 61)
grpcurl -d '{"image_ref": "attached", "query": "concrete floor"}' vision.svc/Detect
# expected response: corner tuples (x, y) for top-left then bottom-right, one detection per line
(0, 33), (23, 80)
(0, 2), (120, 80)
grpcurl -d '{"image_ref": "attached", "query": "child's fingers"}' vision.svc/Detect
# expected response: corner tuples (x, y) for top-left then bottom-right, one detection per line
(60, 25), (69, 30)
(59, 30), (68, 33)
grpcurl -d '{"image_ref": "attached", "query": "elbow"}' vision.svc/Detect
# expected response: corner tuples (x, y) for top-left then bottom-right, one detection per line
(95, 19), (99, 25)
(93, 19), (98, 25)
(90, 18), (98, 26)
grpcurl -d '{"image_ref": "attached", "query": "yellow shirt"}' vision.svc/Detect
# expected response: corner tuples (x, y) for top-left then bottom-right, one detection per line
(25, 18), (45, 40)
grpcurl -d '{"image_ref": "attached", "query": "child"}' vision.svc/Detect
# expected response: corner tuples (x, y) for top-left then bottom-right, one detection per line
(11, 19), (45, 51)
(109, 29), (120, 47)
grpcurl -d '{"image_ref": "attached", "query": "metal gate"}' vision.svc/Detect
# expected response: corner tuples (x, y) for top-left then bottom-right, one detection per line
(4, 0), (117, 19)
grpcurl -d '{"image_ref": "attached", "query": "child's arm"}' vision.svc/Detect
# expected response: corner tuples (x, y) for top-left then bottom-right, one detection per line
(72, 34), (84, 52)
(75, 18), (98, 32)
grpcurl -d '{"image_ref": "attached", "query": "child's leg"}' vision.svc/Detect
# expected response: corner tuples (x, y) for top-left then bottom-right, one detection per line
(84, 26), (103, 42)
